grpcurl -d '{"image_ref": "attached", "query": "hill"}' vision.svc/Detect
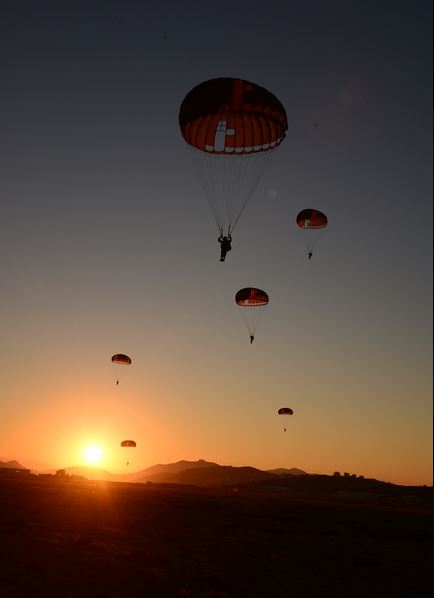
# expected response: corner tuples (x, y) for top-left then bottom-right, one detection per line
(130, 459), (219, 481)
(139, 465), (276, 486)
(267, 467), (306, 476)
(0, 460), (26, 470)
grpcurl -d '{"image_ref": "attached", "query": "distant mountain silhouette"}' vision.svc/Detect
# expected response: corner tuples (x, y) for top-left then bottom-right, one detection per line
(267, 467), (306, 476)
(137, 465), (276, 486)
(4, 458), (431, 496)
(57, 460), (281, 486)
(61, 466), (125, 482)
(132, 459), (219, 480)
(0, 460), (25, 469)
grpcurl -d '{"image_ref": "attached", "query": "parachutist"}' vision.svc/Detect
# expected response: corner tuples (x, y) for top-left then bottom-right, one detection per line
(218, 234), (232, 262)
(250, 335), (254, 344)
(284, 428), (286, 432)
(116, 380), (119, 386)
(308, 252), (313, 260)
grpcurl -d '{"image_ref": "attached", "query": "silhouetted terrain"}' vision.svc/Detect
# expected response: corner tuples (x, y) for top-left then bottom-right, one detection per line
(30, 460), (433, 505)
(0, 472), (431, 598)
(136, 458), (220, 477)
(140, 465), (276, 486)
(266, 467), (307, 475)
(0, 459), (26, 469)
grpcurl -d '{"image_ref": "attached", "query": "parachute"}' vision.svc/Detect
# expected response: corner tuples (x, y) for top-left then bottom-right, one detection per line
(120, 439), (136, 467)
(111, 353), (131, 386)
(179, 77), (288, 238)
(296, 209), (328, 260)
(278, 407), (293, 432)
(111, 354), (132, 365)
(120, 440), (136, 448)
(235, 287), (269, 343)
(278, 407), (293, 415)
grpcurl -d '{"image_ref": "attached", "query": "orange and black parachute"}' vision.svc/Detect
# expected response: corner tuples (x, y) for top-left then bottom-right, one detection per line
(111, 354), (132, 365)
(179, 78), (287, 238)
(235, 288), (269, 306)
(179, 78), (287, 155)
(278, 407), (293, 415)
(296, 209), (327, 229)
(296, 209), (328, 259)
(278, 407), (293, 432)
(111, 354), (131, 387)
(120, 440), (136, 448)
(235, 288), (269, 342)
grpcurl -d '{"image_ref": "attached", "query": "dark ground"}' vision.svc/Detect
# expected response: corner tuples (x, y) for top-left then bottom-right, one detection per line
(0, 474), (432, 598)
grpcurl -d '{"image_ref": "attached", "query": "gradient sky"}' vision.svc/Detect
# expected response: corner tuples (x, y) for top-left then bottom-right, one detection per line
(1, 1), (432, 485)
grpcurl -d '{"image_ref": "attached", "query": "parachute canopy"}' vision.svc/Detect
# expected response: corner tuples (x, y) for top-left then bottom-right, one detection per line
(179, 78), (287, 236)
(120, 440), (136, 448)
(235, 288), (269, 306)
(278, 407), (293, 415)
(111, 354), (132, 365)
(179, 78), (287, 155)
(296, 209), (328, 229)
(235, 287), (269, 341)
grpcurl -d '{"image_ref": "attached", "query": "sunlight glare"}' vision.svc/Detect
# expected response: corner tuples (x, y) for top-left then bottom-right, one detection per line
(84, 444), (103, 465)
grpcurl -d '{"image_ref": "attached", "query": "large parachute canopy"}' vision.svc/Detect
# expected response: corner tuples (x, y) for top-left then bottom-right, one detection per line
(120, 440), (136, 448)
(296, 209), (328, 259)
(278, 407), (293, 432)
(235, 287), (269, 342)
(179, 77), (288, 236)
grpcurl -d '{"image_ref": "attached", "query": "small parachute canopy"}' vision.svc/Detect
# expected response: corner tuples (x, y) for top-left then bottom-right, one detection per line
(278, 408), (294, 415)
(120, 440), (136, 448)
(296, 209), (327, 229)
(111, 354), (132, 365)
(235, 288), (269, 342)
(235, 288), (269, 306)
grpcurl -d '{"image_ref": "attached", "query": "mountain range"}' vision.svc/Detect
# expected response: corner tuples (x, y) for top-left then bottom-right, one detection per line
(2, 459), (431, 497)
(57, 460), (307, 486)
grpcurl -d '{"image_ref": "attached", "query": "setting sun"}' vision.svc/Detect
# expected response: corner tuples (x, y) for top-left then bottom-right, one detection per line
(83, 445), (103, 465)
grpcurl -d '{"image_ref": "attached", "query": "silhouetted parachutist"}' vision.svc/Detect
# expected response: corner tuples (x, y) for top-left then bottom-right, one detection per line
(218, 234), (232, 262)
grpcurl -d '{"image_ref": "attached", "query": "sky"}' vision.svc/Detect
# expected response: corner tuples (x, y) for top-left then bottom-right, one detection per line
(0, 0), (432, 485)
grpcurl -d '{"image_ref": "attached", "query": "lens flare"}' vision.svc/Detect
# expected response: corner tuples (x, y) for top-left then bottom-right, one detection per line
(84, 445), (103, 465)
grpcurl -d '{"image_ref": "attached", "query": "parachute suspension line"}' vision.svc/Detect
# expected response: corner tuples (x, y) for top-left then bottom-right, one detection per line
(189, 147), (223, 233)
(230, 149), (275, 232)
(189, 147), (276, 235)
(240, 303), (267, 339)
(301, 228), (325, 256)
